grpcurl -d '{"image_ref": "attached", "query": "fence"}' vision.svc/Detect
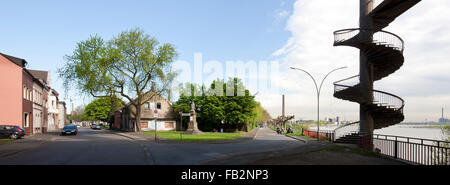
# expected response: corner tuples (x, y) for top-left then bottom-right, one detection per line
(303, 129), (335, 142)
(303, 128), (449, 165)
(359, 134), (450, 165)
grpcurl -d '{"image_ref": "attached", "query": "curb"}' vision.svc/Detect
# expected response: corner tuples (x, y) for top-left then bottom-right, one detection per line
(285, 135), (309, 143)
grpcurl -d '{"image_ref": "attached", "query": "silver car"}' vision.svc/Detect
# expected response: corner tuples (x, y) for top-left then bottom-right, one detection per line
(90, 124), (101, 130)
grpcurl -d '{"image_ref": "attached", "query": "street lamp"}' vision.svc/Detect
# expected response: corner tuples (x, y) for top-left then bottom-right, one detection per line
(290, 66), (347, 141)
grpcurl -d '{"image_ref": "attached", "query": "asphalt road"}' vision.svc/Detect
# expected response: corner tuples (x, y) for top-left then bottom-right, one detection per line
(146, 128), (305, 165)
(0, 127), (303, 165)
(0, 127), (150, 165)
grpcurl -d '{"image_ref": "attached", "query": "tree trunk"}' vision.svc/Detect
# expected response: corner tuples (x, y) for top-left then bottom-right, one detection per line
(135, 104), (142, 132)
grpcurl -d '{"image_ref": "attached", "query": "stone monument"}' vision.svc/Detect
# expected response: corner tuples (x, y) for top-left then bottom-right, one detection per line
(183, 101), (203, 135)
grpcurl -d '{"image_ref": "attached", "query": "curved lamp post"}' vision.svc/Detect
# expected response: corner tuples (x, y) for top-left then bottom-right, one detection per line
(290, 66), (347, 141)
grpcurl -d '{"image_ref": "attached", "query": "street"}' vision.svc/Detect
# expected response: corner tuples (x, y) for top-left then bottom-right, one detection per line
(0, 127), (150, 165)
(147, 128), (304, 165)
(0, 127), (304, 165)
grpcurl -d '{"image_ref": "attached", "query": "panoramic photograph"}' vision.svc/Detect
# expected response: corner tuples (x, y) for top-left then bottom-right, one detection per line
(0, 0), (448, 183)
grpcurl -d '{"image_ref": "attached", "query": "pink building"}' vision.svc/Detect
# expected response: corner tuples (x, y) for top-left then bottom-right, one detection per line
(0, 53), (26, 128)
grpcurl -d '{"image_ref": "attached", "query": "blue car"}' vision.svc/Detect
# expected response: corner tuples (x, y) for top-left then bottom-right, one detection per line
(61, 125), (78, 135)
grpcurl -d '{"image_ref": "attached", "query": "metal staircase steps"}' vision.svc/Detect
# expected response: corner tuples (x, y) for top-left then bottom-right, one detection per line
(330, 0), (420, 144)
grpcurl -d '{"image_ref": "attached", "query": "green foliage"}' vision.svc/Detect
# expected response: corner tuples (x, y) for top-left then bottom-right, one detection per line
(173, 78), (259, 132)
(58, 28), (178, 131)
(142, 131), (245, 142)
(67, 105), (86, 121)
(83, 96), (124, 122)
(253, 102), (272, 123)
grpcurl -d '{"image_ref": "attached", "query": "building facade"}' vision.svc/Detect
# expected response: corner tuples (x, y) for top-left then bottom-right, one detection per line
(113, 92), (178, 132)
(22, 69), (34, 135)
(0, 54), (23, 128)
(32, 79), (46, 134)
(58, 101), (67, 128)
(1, 53), (60, 135)
(47, 89), (59, 131)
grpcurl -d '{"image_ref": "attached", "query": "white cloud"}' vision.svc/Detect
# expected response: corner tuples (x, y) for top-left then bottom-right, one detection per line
(262, 0), (450, 122)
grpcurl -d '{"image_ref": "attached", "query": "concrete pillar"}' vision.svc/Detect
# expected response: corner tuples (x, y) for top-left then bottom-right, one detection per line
(359, 0), (374, 142)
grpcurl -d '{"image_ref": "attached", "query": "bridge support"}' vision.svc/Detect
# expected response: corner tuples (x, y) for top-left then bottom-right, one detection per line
(359, 0), (374, 149)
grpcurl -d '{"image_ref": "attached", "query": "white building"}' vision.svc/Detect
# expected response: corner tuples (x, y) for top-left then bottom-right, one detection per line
(47, 89), (59, 131)
(32, 79), (46, 134)
(57, 101), (67, 128)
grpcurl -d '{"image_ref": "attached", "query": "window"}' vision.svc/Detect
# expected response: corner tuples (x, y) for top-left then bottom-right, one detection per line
(24, 113), (30, 127)
(144, 102), (150, 110)
(156, 102), (162, 110)
(165, 122), (174, 128)
(150, 102), (155, 110)
(23, 87), (27, 99)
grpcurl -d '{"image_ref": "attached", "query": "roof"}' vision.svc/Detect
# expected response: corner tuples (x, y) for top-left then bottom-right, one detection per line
(122, 91), (171, 108)
(23, 68), (46, 88)
(0, 53), (27, 67)
(28, 70), (49, 84)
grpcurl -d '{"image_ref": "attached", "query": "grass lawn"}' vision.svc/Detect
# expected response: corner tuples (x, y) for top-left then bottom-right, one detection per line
(0, 138), (14, 146)
(142, 131), (246, 142)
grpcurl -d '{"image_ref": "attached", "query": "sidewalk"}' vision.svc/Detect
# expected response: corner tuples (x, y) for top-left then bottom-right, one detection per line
(0, 132), (60, 158)
(200, 141), (406, 165)
(111, 131), (150, 141)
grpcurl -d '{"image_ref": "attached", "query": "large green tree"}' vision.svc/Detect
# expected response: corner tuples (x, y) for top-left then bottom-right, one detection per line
(59, 28), (177, 132)
(83, 96), (124, 122)
(173, 78), (258, 131)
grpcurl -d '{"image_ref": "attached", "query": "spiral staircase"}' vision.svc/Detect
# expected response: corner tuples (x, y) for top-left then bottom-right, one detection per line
(332, 0), (421, 144)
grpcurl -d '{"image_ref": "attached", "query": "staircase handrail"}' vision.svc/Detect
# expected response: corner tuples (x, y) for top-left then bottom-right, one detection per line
(333, 121), (360, 141)
(334, 75), (405, 112)
(333, 28), (404, 53)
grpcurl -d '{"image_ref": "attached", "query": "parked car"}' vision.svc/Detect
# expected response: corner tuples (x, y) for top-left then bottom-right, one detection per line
(0, 125), (25, 139)
(75, 124), (81, 128)
(61, 125), (78, 135)
(90, 124), (101, 130)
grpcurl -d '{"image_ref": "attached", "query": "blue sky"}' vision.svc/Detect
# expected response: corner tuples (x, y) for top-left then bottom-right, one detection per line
(2, 0), (448, 122)
(0, 0), (294, 108)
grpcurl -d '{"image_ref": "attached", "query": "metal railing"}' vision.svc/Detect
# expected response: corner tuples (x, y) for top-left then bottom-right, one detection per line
(359, 134), (450, 165)
(333, 28), (404, 53)
(333, 121), (360, 141)
(333, 75), (359, 93)
(333, 75), (405, 113)
(303, 129), (335, 142)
